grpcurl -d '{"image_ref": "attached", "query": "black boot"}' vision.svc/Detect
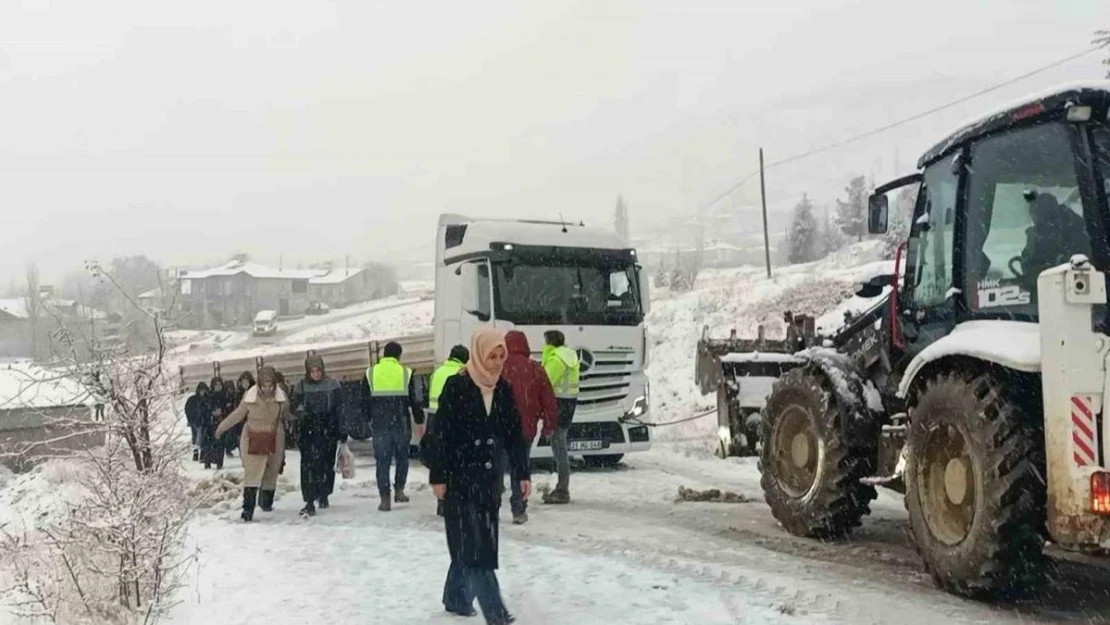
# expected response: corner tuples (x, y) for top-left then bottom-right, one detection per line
(259, 489), (275, 512)
(300, 502), (316, 517)
(241, 487), (258, 522)
(317, 494), (329, 509)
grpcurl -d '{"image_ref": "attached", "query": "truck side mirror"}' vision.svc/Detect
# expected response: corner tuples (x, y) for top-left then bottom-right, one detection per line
(638, 267), (651, 314)
(868, 194), (889, 234)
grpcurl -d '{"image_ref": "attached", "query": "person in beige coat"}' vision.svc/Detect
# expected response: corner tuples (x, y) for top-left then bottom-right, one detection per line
(216, 365), (287, 522)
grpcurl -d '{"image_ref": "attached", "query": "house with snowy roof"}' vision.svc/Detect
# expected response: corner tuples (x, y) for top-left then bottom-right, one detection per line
(0, 362), (100, 471)
(176, 255), (320, 329)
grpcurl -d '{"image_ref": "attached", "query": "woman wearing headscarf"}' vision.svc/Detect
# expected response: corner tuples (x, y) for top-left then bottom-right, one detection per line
(184, 382), (210, 462)
(427, 327), (531, 625)
(215, 366), (288, 522)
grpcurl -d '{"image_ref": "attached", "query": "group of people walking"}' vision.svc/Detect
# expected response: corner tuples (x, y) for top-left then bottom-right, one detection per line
(184, 326), (583, 625)
(184, 372), (255, 470)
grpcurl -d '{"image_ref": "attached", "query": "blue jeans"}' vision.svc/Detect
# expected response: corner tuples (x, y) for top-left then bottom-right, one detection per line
(500, 448), (529, 515)
(443, 562), (509, 622)
(373, 427), (409, 496)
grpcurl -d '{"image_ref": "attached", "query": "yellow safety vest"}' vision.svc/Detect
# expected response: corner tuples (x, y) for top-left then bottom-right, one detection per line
(366, 357), (412, 398)
(543, 345), (580, 399)
(428, 358), (466, 412)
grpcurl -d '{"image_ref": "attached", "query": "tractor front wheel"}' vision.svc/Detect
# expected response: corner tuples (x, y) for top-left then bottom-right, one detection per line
(760, 366), (876, 538)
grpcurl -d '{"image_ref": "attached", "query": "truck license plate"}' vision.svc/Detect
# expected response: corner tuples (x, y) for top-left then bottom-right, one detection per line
(568, 440), (605, 451)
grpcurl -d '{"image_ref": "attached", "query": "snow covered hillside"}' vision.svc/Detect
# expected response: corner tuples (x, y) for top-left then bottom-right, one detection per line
(645, 240), (891, 444)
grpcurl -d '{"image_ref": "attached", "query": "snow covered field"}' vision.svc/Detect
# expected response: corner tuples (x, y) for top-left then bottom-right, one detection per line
(6, 245), (1110, 625)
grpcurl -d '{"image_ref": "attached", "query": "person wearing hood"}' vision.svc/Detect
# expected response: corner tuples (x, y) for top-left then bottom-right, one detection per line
(184, 382), (210, 462)
(427, 327), (531, 625)
(226, 371), (255, 455)
(541, 330), (580, 505)
(290, 355), (346, 517)
(202, 376), (234, 470)
(216, 365), (288, 522)
(499, 330), (557, 524)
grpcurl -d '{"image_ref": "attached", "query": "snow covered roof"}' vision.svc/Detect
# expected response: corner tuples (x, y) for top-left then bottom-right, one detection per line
(0, 363), (90, 410)
(0, 299), (29, 320)
(309, 268), (366, 285)
(919, 81), (1110, 168)
(181, 261), (318, 281)
(439, 214), (632, 254)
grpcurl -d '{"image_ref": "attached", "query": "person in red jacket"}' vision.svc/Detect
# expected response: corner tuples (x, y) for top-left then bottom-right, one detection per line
(500, 330), (557, 525)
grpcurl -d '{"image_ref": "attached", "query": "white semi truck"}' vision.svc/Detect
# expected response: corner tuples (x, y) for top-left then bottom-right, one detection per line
(180, 213), (653, 463)
(434, 214), (651, 464)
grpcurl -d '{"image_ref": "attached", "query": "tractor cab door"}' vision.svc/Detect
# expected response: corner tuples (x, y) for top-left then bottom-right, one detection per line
(898, 152), (963, 362)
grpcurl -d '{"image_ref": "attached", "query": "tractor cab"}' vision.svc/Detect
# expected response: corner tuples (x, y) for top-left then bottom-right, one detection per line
(871, 84), (1110, 368)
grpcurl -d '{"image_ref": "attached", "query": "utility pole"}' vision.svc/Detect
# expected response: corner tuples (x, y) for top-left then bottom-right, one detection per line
(759, 148), (772, 279)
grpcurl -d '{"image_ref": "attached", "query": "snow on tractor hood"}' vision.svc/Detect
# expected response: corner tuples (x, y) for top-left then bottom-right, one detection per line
(896, 320), (1041, 399)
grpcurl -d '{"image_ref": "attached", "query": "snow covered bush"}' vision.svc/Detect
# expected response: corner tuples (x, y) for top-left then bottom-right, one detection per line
(787, 194), (819, 264)
(0, 263), (200, 625)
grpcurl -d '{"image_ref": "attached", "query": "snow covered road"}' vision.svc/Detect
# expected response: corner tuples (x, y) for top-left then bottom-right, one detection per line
(165, 443), (1110, 625)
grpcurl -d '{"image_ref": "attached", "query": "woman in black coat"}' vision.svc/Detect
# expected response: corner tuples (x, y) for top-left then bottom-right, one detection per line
(428, 327), (531, 625)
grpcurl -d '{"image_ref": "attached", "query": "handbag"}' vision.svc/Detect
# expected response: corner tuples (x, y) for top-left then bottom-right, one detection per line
(247, 427), (277, 455)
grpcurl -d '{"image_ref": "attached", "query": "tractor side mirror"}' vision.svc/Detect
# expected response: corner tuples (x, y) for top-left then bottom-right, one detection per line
(868, 194), (889, 234)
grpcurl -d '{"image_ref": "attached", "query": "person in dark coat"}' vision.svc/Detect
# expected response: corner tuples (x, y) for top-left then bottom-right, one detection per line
(428, 327), (531, 625)
(290, 354), (347, 517)
(184, 382), (210, 462)
(499, 330), (557, 525)
(227, 371), (255, 455)
(202, 377), (234, 469)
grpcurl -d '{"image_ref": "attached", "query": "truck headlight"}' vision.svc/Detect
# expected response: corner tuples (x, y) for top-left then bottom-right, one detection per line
(625, 395), (647, 418)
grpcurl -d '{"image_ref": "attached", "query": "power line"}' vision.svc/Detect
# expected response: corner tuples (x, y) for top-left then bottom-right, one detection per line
(643, 46), (1102, 244)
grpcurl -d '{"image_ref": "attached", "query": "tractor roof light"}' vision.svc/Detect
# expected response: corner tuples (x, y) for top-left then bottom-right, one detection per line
(1092, 472), (1110, 516)
(1066, 105), (1093, 122)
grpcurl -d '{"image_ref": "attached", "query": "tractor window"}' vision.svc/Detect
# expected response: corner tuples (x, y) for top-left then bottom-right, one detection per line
(963, 122), (1090, 316)
(908, 155), (958, 308)
(1096, 125), (1110, 201)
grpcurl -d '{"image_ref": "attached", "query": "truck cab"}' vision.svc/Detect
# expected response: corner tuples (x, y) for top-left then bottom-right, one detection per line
(433, 214), (651, 463)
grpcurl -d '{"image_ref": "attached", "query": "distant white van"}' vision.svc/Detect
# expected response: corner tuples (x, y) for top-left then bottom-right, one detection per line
(252, 310), (278, 337)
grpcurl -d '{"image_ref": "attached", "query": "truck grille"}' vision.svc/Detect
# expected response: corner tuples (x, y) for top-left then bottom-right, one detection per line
(579, 350), (634, 408)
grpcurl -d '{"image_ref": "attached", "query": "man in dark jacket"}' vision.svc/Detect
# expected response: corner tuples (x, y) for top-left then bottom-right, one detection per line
(363, 341), (421, 511)
(291, 355), (346, 517)
(500, 331), (557, 524)
(184, 382), (210, 462)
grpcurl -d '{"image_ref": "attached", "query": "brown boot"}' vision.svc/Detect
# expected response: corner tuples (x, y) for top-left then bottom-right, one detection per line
(378, 493), (392, 512)
(394, 490), (410, 503)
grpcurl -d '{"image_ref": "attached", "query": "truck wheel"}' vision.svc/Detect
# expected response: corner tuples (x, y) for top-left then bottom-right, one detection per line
(905, 372), (1045, 598)
(760, 366), (876, 538)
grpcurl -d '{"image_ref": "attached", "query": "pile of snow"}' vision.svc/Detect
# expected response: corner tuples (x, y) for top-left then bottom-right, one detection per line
(165, 330), (249, 355)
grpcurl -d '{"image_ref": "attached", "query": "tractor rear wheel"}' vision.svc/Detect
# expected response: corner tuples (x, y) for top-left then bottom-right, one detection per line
(905, 372), (1045, 598)
(760, 366), (876, 538)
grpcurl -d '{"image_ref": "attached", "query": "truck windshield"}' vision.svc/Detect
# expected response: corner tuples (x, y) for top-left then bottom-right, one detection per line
(491, 256), (643, 326)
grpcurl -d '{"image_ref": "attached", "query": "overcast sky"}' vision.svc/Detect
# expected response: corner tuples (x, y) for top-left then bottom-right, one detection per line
(1, 0), (1107, 285)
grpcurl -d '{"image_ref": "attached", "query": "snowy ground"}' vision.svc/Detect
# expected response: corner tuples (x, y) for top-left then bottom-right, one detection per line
(6, 245), (1110, 625)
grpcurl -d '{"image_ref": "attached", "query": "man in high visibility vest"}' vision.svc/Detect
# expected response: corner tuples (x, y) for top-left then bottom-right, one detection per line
(363, 341), (421, 512)
(541, 329), (580, 505)
(423, 344), (469, 517)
